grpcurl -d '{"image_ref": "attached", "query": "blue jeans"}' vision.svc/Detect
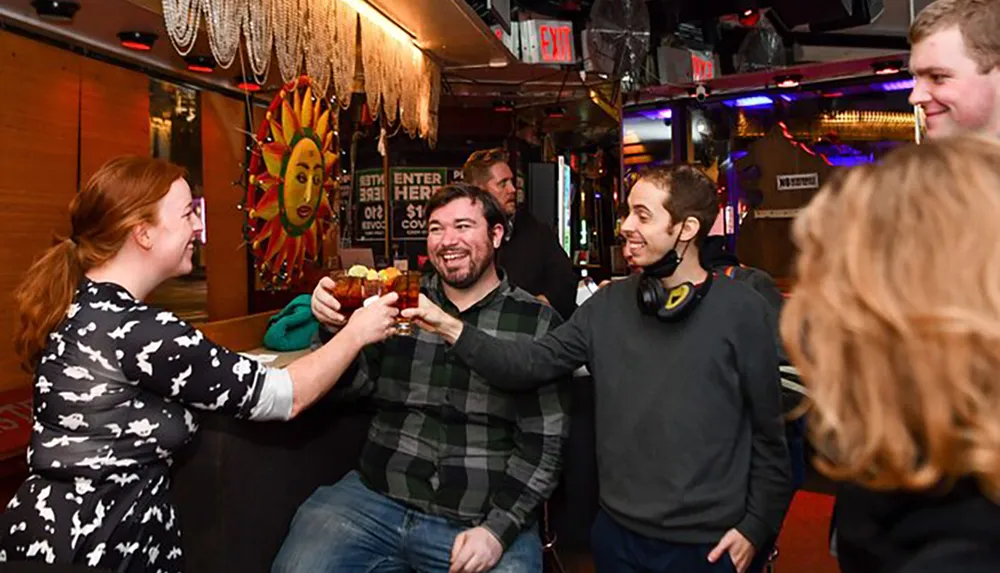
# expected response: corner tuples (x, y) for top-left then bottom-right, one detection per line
(590, 509), (737, 573)
(272, 471), (542, 573)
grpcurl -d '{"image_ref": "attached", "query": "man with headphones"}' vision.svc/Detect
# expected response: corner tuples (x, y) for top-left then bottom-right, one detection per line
(404, 165), (793, 573)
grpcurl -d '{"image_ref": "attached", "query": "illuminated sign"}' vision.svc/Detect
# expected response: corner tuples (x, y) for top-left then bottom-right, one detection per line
(557, 156), (572, 255)
(657, 46), (717, 84)
(521, 20), (576, 64)
(691, 50), (715, 82)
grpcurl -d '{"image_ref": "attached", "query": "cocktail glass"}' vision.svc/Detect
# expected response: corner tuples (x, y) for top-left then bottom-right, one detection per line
(389, 270), (422, 336)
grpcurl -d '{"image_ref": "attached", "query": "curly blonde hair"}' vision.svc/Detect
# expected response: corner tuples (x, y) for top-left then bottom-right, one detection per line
(781, 136), (1000, 498)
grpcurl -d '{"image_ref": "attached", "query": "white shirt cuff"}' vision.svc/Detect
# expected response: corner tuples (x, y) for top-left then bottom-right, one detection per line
(250, 367), (294, 421)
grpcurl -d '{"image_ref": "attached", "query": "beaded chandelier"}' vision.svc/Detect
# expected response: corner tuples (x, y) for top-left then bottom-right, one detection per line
(161, 0), (440, 145)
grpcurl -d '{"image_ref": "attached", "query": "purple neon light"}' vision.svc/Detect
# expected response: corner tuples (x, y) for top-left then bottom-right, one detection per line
(637, 108), (673, 120)
(827, 154), (874, 167)
(724, 95), (773, 108)
(875, 78), (915, 92)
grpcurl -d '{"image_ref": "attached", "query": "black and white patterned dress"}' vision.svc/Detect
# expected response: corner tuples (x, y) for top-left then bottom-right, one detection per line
(0, 279), (291, 572)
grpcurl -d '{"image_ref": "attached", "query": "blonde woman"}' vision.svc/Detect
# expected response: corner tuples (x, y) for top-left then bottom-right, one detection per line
(782, 136), (1000, 573)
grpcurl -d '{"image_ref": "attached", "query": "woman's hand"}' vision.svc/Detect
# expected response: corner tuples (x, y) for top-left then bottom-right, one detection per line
(401, 294), (464, 344)
(341, 292), (399, 347)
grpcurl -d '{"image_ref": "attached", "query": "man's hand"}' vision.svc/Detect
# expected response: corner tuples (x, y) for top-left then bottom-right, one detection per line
(311, 277), (347, 328)
(450, 526), (502, 573)
(401, 294), (464, 343)
(708, 529), (756, 573)
(535, 293), (551, 305)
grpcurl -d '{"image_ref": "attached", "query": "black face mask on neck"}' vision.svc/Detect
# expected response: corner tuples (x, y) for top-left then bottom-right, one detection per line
(642, 231), (687, 279)
(636, 230), (711, 321)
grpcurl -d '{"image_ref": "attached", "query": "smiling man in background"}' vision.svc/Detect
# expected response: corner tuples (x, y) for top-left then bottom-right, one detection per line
(462, 148), (578, 319)
(909, 0), (1000, 138)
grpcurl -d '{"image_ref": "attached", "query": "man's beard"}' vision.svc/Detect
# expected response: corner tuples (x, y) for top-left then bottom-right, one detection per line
(437, 247), (495, 289)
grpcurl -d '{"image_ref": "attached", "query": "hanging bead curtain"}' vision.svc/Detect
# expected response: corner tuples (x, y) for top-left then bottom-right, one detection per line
(161, 0), (440, 145)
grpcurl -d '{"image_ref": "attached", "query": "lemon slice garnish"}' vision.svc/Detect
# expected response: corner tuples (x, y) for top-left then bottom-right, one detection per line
(347, 265), (369, 278)
(379, 267), (402, 282)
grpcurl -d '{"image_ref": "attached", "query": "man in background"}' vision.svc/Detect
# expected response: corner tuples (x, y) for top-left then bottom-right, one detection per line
(909, 0), (1000, 139)
(463, 148), (578, 319)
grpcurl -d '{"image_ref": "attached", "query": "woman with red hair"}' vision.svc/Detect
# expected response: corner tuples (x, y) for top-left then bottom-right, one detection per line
(0, 156), (398, 572)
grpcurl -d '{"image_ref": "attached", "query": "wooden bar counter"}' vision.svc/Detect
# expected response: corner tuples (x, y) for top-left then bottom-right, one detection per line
(173, 312), (373, 573)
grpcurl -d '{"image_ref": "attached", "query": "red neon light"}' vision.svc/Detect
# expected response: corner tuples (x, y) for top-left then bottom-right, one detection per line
(777, 121), (831, 166)
(120, 40), (152, 51)
(738, 9), (761, 26)
(188, 65), (214, 73)
(538, 25), (573, 63)
(237, 82), (261, 92)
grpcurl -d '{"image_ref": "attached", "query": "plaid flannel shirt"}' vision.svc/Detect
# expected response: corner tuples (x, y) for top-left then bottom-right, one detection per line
(328, 272), (571, 548)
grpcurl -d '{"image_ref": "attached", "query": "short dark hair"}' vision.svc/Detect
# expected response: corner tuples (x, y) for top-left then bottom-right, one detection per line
(426, 182), (508, 232)
(462, 148), (508, 187)
(637, 164), (719, 245)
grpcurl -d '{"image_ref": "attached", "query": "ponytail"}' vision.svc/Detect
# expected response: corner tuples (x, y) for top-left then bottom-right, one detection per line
(13, 155), (185, 373)
(14, 238), (84, 372)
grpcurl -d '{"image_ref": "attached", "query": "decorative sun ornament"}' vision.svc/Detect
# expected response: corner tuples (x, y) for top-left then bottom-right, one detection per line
(245, 76), (339, 289)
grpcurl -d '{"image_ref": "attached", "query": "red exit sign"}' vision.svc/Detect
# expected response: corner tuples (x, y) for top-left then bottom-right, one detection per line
(522, 20), (576, 64)
(539, 24), (573, 63)
(691, 50), (715, 81)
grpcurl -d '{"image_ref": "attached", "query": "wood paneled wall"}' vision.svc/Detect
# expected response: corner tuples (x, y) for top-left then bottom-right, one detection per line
(79, 58), (151, 184)
(734, 128), (833, 280)
(201, 91), (249, 321)
(0, 32), (82, 391)
(0, 30), (250, 390)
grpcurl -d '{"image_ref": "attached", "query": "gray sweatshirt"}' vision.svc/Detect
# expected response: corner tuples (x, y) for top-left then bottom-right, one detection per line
(448, 274), (793, 549)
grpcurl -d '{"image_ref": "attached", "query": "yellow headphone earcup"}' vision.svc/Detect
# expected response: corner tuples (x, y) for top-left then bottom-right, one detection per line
(664, 284), (691, 310)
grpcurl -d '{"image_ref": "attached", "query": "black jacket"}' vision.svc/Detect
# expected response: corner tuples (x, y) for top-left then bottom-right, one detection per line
(699, 236), (797, 409)
(497, 210), (577, 320)
(837, 479), (1000, 573)
(700, 236), (785, 312)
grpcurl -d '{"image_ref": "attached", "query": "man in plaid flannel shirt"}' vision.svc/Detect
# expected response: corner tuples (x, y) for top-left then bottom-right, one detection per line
(272, 183), (571, 573)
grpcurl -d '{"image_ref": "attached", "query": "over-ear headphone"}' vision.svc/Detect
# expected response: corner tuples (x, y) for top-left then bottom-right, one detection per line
(632, 222), (713, 321)
(637, 269), (714, 322)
